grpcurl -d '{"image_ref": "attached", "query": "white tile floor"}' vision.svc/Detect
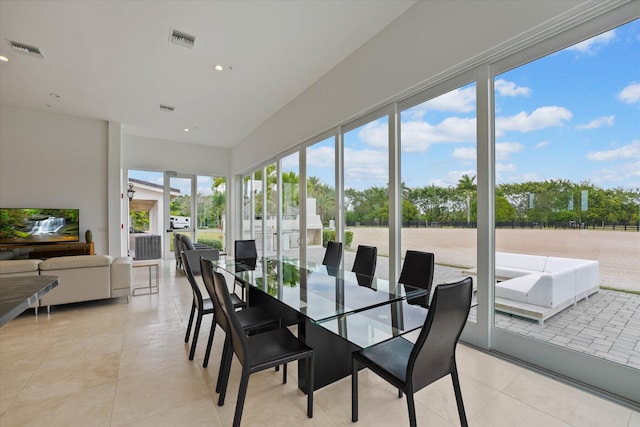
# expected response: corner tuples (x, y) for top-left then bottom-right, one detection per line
(1, 260), (638, 426)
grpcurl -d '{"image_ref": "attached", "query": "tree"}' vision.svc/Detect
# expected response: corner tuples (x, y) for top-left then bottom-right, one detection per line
(457, 174), (476, 224)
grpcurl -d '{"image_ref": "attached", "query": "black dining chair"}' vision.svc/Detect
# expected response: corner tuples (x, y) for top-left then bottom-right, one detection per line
(182, 251), (246, 360)
(184, 248), (219, 275)
(173, 233), (184, 269)
(233, 239), (258, 300)
(322, 240), (343, 268)
(399, 250), (435, 307)
(352, 245), (377, 277)
(200, 258), (280, 375)
(181, 251), (216, 360)
(210, 262), (315, 427)
(351, 276), (472, 427)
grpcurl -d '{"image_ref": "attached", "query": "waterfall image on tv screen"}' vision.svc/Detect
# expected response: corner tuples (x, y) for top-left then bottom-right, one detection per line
(0, 208), (80, 244)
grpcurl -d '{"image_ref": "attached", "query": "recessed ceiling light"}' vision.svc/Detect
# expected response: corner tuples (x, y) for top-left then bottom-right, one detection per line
(184, 128), (190, 132)
(0, 56), (8, 62)
(214, 64), (224, 71)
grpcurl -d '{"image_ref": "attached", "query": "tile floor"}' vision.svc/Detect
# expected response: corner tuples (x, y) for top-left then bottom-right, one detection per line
(1, 260), (638, 426)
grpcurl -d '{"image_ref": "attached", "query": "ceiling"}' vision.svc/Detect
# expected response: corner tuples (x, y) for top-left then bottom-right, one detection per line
(0, 0), (415, 148)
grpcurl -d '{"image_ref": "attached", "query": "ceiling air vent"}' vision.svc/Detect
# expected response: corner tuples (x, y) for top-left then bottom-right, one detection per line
(159, 104), (175, 112)
(169, 29), (195, 49)
(7, 40), (44, 58)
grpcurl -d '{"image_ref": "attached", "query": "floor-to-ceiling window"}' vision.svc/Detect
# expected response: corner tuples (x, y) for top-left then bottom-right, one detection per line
(343, 114), (389, 278)
(492, 19), (639, 369)
(281, 152), (300, 259)
(196, 175), (226, 252)
(231, 8), (638, 404)
(306, 135), (337, 264)
(400, 81), (478, 311)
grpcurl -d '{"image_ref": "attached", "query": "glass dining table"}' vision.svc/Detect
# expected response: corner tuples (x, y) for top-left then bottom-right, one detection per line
(214, 256), (430, 391)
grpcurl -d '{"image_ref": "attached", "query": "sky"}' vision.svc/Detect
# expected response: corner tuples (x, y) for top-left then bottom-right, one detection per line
(307, 18), (639, 191)
(133, 19), (639, 195)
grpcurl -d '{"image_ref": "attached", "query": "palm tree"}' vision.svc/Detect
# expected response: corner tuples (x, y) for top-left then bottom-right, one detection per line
(457, 174), (476, 224)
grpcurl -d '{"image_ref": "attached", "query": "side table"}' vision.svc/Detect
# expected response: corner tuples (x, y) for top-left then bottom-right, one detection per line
(132, 260), (160, 295)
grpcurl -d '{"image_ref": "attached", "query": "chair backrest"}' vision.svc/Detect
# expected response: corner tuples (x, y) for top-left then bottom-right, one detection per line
(181, 251), (206, 310)
(181, 234), (196, 251)
(174, 233), (183, 257)
(211, 265), (250, 367)
(184, 249), (219, 275)
(200, 258), (228, 332)
(235, 239), (258, 260)
(352, 245), (377, 277)
(399, 250), (434, 292)
(322, 241), (343, 268)
(407, 277), (473, 392)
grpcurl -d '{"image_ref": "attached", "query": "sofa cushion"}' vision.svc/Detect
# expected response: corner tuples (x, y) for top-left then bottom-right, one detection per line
(496, 252), (547, 273)
(39, 254), (112, 270)
(0, 259), (41, 275)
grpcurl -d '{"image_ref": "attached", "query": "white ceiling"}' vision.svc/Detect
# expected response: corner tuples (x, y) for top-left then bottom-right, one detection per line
(0, 0), (415, 148)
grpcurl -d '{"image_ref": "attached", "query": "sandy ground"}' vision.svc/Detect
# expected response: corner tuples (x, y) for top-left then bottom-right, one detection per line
(347, 227), (640, 291)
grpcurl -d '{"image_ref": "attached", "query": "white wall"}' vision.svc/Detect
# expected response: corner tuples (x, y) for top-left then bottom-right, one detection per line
(0, 105), (110, 255)
(230, 0), (584, 173)
(124, 134), (230, 176)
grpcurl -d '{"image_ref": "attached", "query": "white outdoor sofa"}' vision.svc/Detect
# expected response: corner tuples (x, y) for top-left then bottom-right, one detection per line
(464, 252), (599, 325)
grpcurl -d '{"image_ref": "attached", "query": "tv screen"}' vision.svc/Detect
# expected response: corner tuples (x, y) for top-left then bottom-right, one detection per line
(0, 208), (80, 244)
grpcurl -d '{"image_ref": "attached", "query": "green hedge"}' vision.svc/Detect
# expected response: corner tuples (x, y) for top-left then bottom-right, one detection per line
(322, 230), (353, 249)
(197, 239), (224, 250)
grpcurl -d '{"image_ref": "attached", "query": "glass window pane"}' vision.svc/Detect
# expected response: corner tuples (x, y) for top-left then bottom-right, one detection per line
(344, 116), (389, 279)
(493, 19), (640, 368)
(196, 175), (225, 251)
(306, 136), (336, 263)
(400, 82), (477, 317)
(281, 153), (300, 258)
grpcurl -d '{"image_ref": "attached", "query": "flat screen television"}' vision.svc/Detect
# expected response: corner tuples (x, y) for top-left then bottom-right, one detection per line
(0, 208), (80, 244)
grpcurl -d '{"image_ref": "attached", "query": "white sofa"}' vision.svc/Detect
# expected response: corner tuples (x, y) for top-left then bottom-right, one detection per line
(0, 255), (132, 308)
(493, 252), (599, 324)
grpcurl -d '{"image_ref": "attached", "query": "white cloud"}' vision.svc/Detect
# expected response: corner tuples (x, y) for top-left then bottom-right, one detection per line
(576, 115), (615, 130)
(496, 162), (517, 172)
(618, 83), (640, 104)
(306, 145), (335, 167)
(496, 142), (525, 161)
(358, 121), (388, 148)
(453, 147), (476, 162)
(536, 141), (550, 149)
(586, 140), (640, 161)
(495, 79), (531, 97)
(590, 161), (640, 185)
(401, 117), (476, 153)
(496, 106), (572, 136)
(406, 86), (476, 117)
(567, 29), (616, 54)
(344, 147), (388, 187)
(431, 170), (476, 187)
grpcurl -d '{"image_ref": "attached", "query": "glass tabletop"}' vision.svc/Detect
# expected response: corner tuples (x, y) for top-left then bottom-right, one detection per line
(314, 297), (429, 349)
(214, 256), (427, 322)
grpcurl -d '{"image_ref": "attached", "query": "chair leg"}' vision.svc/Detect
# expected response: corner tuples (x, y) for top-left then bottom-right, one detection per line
(398, 389), (403, 398)
(307, 353), (314, 418)
(188, 310), (202, 360)
(406, 392), (417, 427)
(233, 370), (250, 427)
(203, 317), (216, 368)
(283, 363), (287, 384)
(217, 336), (234, 405)
(216, 335), (231, 393)
(184, 302), (196, 343)
(451, 366), (468, 427)
(352, 358), (359, 422)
